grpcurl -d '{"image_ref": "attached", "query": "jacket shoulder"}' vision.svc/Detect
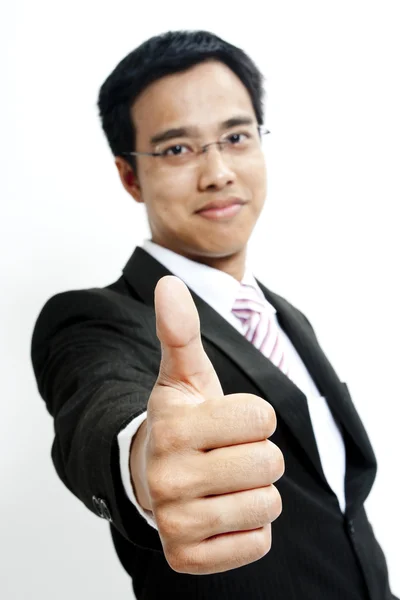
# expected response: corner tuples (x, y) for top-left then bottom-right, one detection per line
(31, 276), (151, 352)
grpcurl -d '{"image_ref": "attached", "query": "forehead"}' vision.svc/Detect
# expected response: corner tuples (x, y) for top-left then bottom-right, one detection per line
(132, 60), (256, 138)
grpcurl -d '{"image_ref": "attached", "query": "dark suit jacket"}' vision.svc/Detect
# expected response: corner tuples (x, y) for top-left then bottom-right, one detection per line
(31, 247), (397, 600)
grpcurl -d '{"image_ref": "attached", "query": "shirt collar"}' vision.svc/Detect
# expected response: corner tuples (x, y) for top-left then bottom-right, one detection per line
(141, 239), (276, 316)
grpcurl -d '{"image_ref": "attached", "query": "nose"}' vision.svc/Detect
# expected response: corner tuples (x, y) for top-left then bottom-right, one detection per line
(197, 145), (236, 191)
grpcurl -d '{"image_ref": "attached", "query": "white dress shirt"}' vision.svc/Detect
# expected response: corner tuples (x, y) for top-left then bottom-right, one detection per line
(118, 240), (347, 529)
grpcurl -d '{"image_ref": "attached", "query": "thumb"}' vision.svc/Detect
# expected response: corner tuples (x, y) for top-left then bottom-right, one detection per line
(154, 275), (223, 402)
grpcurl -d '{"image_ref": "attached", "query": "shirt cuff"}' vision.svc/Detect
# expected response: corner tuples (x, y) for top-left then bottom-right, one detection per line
(117, 411), (158, 530)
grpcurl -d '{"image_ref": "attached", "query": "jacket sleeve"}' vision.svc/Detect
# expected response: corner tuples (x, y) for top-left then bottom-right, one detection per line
(30, 287), (163, 551)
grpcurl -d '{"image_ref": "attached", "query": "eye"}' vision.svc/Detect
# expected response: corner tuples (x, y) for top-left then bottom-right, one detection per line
(162, 144), (192, 157)
(226, 132), (251, 145)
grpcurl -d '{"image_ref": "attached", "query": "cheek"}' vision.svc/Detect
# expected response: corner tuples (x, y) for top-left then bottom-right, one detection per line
(155, 171), (194, 207)
(143, 169), (194, 223)
(240, 160), (267, 202)
(255, 157), (267, 187)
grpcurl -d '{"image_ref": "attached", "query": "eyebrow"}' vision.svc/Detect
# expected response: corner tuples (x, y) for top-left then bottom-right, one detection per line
(149, 115), (256, 146)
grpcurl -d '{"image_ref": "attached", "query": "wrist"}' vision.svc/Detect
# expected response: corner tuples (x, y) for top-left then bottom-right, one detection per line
(129, 420), (152, 512)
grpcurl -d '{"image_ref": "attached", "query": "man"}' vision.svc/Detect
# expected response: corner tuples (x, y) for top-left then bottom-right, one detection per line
(31, 30), (397, 599)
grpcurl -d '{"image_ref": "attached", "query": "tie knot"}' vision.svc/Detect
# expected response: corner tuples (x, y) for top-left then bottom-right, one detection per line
(232, 283), (265, 322)
(231, 282), (290, 379)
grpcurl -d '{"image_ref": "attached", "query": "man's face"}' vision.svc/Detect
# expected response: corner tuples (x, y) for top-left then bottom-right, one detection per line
(124, 60), (267, 260)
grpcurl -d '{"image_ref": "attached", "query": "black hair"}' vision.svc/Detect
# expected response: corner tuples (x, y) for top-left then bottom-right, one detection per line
(98, 30), (265, 173)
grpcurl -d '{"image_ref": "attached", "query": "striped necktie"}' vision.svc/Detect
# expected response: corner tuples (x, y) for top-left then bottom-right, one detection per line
(232, 282), (291, 378)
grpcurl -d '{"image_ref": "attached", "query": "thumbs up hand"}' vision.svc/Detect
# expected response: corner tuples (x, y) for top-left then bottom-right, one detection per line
(130, 276), (284, 575)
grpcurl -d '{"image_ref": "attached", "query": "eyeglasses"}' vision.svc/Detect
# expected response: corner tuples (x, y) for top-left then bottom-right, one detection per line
(122, 126), (270, 168)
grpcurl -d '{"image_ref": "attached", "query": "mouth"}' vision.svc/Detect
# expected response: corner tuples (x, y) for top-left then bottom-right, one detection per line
(195, 198), (247, 221)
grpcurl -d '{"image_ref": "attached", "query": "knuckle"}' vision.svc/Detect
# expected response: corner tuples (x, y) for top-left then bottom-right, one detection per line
(166, 473), (191, 500)
(259, 526), (272, 556)
(205, 508), (225, 531)
(148, 420), (170, 456)
(267, 442), (285, 482)
(156, 508), (186, 540)
(166, 547), (204, 575)
(267, 486), (283, 522)
(275, 447), (286, 480)
(250, 487), (282, 526)
(149, 419), (189, 456)
(169, 419), (191, 448)
(262, 401), (277, 435)
(148, 463), (191, 504)
(164, 547), (186, 573)
(249, 396), (277, 436)
(147, 464), (168, 502)
(249, 526), (272, 561)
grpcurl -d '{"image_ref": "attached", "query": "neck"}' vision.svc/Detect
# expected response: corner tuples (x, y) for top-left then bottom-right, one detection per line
(193, 249), (246, 282)
(149, 238), (247, 282)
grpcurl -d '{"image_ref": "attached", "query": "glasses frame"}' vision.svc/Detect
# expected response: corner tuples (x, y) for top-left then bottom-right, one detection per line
(121, 126), (270, 160)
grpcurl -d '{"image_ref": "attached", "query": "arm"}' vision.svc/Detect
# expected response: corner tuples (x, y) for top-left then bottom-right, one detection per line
(31, 288), (163, 550)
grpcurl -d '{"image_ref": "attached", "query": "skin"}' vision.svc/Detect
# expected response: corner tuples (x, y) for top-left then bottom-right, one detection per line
(113, 60), (283, 575)
(115, 59), (267, 282)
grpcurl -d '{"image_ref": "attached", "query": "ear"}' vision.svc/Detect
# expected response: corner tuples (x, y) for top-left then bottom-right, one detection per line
(115, 157), (144, 203)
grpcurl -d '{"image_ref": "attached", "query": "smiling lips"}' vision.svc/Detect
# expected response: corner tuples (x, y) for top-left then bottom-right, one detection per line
(196, 198), (246, 220)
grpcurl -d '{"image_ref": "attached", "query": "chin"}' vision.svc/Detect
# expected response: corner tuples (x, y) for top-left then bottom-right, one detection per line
(193, 238), (248, 259)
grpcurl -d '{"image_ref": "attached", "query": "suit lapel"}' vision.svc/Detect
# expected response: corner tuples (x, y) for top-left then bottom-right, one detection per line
(258, 282), (376, 467)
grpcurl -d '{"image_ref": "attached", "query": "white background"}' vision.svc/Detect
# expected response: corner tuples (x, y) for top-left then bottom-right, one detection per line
(1, 1), (399, 598)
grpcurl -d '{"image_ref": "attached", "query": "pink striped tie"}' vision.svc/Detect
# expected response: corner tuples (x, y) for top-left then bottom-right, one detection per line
(232, 282), (291, 378)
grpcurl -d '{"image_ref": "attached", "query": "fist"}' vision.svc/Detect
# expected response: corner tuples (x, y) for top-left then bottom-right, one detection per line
(133, 276), (284, 575)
